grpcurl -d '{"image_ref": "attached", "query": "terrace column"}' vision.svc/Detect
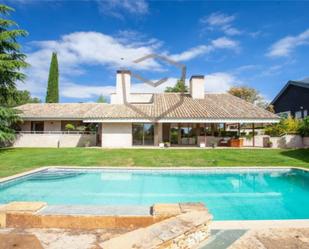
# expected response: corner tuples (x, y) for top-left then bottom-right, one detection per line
(154, 123), (163, 146)
(252, 123), (255, 147)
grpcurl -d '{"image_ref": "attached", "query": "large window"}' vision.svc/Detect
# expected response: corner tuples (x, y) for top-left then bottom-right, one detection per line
(132, 123), (154, 146)
(31, 121), (44, 133)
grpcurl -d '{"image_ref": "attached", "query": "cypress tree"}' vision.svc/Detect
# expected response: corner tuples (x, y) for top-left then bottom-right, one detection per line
(45, 52), (59, 103)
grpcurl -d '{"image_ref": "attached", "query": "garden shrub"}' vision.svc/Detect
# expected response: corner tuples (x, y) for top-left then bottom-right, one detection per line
(65, 123), (75, 131)
(299, 116), (309, 136)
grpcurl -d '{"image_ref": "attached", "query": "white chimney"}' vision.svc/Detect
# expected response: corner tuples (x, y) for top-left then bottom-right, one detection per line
(111, 70), (131, 104)
(190, 75), (205, 99)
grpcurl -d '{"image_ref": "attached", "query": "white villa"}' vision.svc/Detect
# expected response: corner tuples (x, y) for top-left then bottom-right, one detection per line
(15, 70), (279, 148)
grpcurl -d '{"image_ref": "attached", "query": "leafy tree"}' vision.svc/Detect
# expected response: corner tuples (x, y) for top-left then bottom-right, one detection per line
(228, 86), (267, 108)
(266, 104), (275, 113)
(0, 107), (21, 143)
(97, 94), (107, 103)
(5, 89), (40, 107)
(165, 80), (188, 93)
(0, 4), (28, 144)
(264, 117), (300, 136)
(45, 52), (59, 103)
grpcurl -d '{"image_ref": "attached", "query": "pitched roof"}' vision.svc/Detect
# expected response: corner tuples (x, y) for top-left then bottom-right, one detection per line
(16, 93), (278, 121)
(16, 103), (100, 119)
(271, 80), (309, 104)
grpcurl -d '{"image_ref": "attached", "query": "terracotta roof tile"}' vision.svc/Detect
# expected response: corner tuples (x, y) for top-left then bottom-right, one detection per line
(16, 93), (279, 120)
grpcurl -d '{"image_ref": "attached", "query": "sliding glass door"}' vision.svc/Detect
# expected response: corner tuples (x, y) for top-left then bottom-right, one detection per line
(170, 123), (197, 145)
(132, 123), (154, 146)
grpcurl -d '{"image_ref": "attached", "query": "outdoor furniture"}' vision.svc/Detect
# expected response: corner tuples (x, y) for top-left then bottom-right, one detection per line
(230, 138), (244, 147)
(218, 138), (231, 146)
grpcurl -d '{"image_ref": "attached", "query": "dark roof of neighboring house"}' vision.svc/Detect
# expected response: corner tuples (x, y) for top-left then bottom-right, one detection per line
(16, 93), (279, 121)
(271, 80), (309, 105)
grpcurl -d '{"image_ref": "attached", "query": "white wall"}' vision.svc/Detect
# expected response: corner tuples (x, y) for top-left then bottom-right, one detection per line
(101, 123), (132, 147)
(242, 135), (269, 147)
(20, 121), (31, 131)
(303, 137), (309, 147)
(270, 135), (303, 148)
(13, 134), (96, 147)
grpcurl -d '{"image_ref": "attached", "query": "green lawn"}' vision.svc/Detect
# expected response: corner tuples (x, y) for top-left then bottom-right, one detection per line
(0, 148), (308, 178)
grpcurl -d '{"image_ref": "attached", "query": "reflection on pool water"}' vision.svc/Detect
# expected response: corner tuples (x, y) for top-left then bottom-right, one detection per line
(0, 168), (308, 220)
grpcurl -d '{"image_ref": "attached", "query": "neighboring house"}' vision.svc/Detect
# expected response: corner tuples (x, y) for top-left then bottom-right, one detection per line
(15, 70), (279, 148)
(271, 80), (309, 119)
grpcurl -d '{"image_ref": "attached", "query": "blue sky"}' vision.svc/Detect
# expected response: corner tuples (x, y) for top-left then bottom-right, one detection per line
(5, 0), (309, 103)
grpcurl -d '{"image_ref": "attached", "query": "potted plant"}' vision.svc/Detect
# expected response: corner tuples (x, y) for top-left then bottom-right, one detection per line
(164, 141), (170, 147)
(159, 142), (165, 148)
(266, 141), (273, 148)
(199, 142), (206, 148)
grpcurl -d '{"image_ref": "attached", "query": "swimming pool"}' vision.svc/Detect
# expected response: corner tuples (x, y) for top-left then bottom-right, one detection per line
(0, 168), (308, 220)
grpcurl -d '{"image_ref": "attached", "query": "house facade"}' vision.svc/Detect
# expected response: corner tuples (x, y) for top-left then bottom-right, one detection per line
(15, 71), (279, 148)
(271, 80), (309, 119)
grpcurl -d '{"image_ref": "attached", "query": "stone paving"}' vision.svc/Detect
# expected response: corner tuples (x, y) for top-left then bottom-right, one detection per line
(0, 227), (130, 249)
(0, 227), (309, 248)
(229, 228), (309, 249)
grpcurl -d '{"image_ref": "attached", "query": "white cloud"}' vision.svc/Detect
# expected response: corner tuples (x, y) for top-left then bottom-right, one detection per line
(169, 45), (211, 61)
(22, 30), (240, 100)
(211, 37), (238, 49)
(61, 82), (115, 99)
(21, 31), (164, 100)
(204, 72), (239, 92)
(57, 73), (239, 100)
(267, 28), (309, 57)
(202, 12), (235, 26)
(97, 0), (148, 18)
(200, 12), (242, 36)
(170, 37), (238, 61)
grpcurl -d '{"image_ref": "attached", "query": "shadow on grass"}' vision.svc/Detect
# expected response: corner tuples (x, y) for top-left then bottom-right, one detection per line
(280, 149), (309, 164)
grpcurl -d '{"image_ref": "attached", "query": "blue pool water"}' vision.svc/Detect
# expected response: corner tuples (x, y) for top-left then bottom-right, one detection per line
(0, 168), (308, 220)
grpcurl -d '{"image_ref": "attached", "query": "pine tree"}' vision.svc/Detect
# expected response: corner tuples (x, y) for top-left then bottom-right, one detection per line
(45, 52), (59, 103)
(0, 4), (28, 104)
(0, 4), (27, 144)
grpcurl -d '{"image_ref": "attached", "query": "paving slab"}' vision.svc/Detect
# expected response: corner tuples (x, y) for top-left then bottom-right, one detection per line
(37, 205), (151, 216)
(0, 233), (43, 249)
(230, 228), (309, 249)
(199, 229), (247, 249)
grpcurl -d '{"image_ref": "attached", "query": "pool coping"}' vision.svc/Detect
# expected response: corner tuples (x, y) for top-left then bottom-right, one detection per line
(1, 165), (309, 229)
(210, 219), (309, 229)
(1, 165), (308, 184)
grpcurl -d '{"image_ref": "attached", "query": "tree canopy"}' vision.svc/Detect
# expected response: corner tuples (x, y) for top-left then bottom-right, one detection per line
(165, 80), (188, 93)
(228, 86), (267, 108)
(45, 52), (59, 103)
(5, 89), (41, 107)
(0, 4), (28, 104)
(0, 4), (28, 144)
(97, 94), (107, 103)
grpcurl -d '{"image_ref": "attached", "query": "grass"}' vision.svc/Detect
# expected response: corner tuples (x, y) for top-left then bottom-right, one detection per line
(0, 148), (308, 178)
